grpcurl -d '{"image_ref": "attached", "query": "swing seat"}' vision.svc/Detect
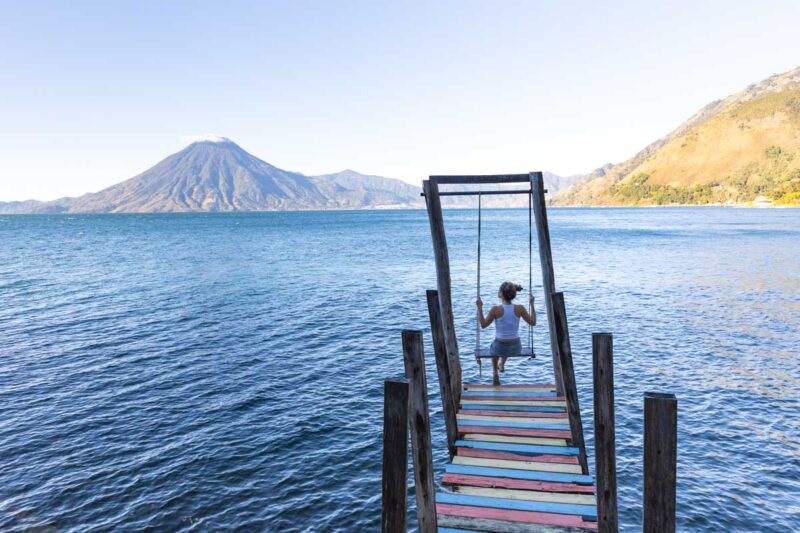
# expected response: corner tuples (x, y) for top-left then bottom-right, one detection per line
(476, 348), (536, 358)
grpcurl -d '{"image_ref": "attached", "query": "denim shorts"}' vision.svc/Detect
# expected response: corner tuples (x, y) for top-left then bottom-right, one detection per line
(489, 338), (522, 357)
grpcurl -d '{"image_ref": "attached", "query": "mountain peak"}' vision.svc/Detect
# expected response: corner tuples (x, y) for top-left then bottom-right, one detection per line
(186, 134), (234, 145)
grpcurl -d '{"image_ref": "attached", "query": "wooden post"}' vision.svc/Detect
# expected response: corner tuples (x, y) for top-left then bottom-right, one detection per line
(382, 379), (409, 533)
(426, 290), (458, 459)
(551, 292), (588, 474)
(423, 179), (462, 404)
(592, 333), (618, 533)
(644, 392), (678, 533)
(531, 171), (564, 396)
(402, 330), (438, 532)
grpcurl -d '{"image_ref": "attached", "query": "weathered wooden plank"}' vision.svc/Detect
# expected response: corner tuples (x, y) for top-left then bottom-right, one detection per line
(423, 179), (462, 405)
(462, 395), (565, 402)
(453, 455), (582, 474)
(442, 473), (595, 494)
(551, 292), (589, 475)
(459, 409), (567, 418)
(461, 404), (565, 413)
(458, 418), (571, 430)
(460, 400), (566, 407)
(454, 485), (596, 506)
(459, 425), (572, 440)
(464, 383), (556, 390)
(402, 330), (438, 532)
(445, 464), (594, 485)
(427, 289), (458, 459)
(592, 333), (617, 533)
(455, 439), (579, 456)
(437, 513), (595, 533)
(531, 171), (564, 396)
(382, 379), (409, 533)
(436, 492), (596, 518)
(457, 447), (580, 465)
(431, 174), (530, 184)
(643, 392), (677, 533)
(460, 390), (559, 398)
(463, 434), (568, 446)
(437, 503), (598, 530)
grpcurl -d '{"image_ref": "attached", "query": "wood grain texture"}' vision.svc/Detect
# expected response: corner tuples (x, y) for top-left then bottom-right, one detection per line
(592, 333), (617, 533)
(436, 492), (596, 518)
(461, 390), (559, 397)
(437, 513), (596, 532)
(402, 330), (437, 532)
(423, 179), (462, 405)
(551, 292), (589, 475)
(643, 392), (677, 533)
(460, 400), (566, 407)
(461, 404), (565, 413)
(459, 409), (567, 419)
(458, 418), (571, 430)
(455, 439), (579, 456)
(462, 434), (568, 446)
(442, 473), (596, 494)
(462, 395), (565, 402)
(437, 503), (598, 529)
(381, 379), (409, 533)
(452, 455), (582, 474)
(459, 425), (572, 440)
(457, 447), (581, 465)
(426, 289), (458, 459)
(531, 171), (564, 396)
(445, 464), (594, 485)
(453, 485), (596, 505)
(464, 383), (556, 390)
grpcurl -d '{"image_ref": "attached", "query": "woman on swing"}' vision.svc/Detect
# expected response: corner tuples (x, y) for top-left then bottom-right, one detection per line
(476, 281), (537, 378)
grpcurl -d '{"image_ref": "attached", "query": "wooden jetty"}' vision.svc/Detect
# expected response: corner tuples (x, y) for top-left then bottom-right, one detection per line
(381, 173), (678, 532)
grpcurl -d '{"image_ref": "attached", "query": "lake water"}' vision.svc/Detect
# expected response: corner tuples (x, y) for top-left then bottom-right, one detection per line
(1, 208), (798, 532)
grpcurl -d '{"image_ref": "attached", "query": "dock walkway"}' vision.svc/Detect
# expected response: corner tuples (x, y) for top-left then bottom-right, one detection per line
(436, 383), (597, 532)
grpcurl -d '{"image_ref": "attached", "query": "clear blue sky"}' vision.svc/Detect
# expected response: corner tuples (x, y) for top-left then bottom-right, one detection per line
(1, 0), (798, 201)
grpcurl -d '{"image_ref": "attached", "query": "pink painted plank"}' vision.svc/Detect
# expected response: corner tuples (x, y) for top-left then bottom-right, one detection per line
(459, 409), (568, 419)
(458, 425), (572, 440)
(462, 395), (566, 402)
(437, 503), (598, 529)
(464, 383), (556, 390)
(442, 473), (595, 494)
(458, 447), (580, 465)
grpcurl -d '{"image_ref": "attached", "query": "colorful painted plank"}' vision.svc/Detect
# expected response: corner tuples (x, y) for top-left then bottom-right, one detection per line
(442, 473), (595, 494)
(459, 409), (567, 419)
(454, 485), (596, 506)
(464, 384), (556, 390)
(461, 404), (565, 413)
(460, 390), (560, 398)
(457, 447), (580, 465)
(458, 414), (569, 426)
(462, 396), (565, 403)
(436, 492), (597, 518)
(463, 434), (568, 446)
(453, 455), (582, 474)
(461, 400), (566, 407)
(437, 528), (478, 533)
(459, 424), (572, 438)
(437, 503), (598, 530)
(438, 514), (595, 532)
(445, 464), (594, 485)
(455, 439), (579, 456)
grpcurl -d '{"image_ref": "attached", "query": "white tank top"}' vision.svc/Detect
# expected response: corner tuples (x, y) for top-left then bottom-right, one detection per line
(495, 303), (520, 340)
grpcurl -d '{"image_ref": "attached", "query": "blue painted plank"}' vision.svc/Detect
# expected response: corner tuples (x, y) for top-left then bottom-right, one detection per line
(437, 492), (597, 518)
(458, 420), (571, 430)
(461, 403), (565, 413)
(455, 439), (580, 456)
(438, 529), (479, 533)
(445, 464), (594, 485)
(461, 390), (559, 398)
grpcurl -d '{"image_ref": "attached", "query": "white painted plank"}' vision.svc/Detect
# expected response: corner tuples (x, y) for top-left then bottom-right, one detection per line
(453, 455), (582, 474)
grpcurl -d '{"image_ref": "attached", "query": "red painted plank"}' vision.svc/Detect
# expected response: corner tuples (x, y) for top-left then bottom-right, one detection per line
(437, 503), (598, 529)
(462, 395), (566, 402)
(464, 383), (556, 390)
(442, 473), (595, 494)
(458, 447), (580, 464)
(459, 409), (568, 419)
(458, 425), (572, 439)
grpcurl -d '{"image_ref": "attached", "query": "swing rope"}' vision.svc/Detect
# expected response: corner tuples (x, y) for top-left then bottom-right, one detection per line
(475, 189), (535, 376)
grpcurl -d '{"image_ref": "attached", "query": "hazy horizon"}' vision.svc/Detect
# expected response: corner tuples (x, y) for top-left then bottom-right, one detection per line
(1, 1), (799, 202)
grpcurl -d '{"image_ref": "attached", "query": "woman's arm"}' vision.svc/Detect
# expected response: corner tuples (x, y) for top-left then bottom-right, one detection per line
(516, 296), (537, 326)
(476, 298), (497, 328)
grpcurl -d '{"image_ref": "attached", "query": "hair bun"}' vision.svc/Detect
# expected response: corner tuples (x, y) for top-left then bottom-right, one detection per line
(516, 284), (523, 291)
